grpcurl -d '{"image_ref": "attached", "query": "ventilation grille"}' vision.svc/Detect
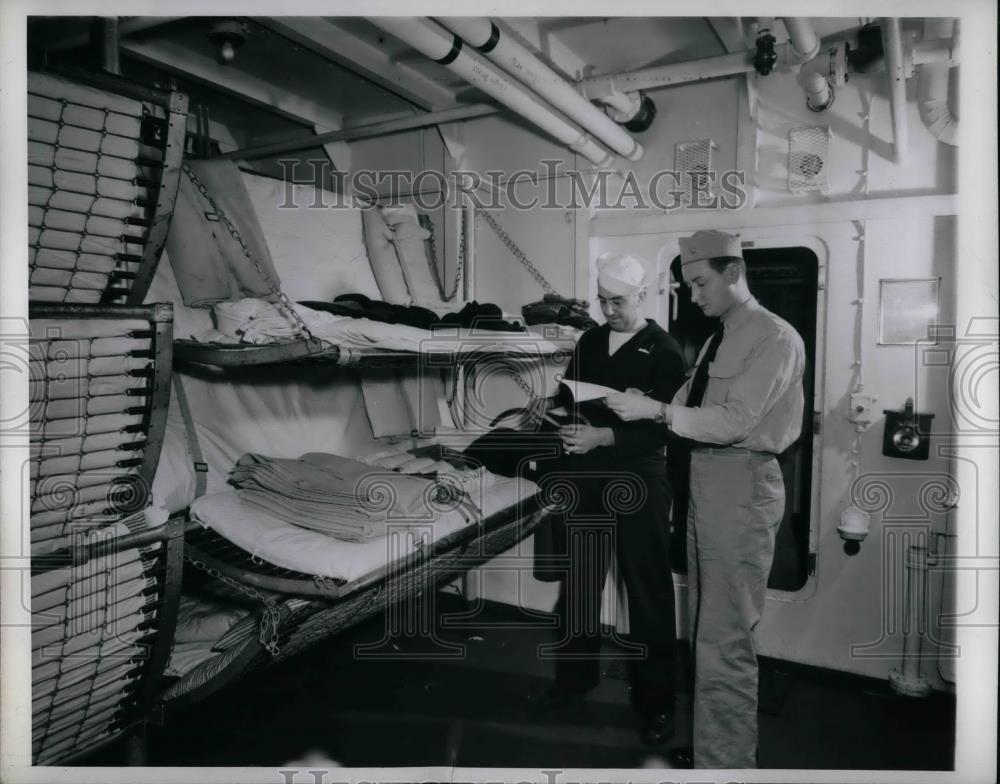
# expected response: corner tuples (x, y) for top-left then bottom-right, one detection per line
(674, 139), (716, 205)
(787, 126), (831, 193)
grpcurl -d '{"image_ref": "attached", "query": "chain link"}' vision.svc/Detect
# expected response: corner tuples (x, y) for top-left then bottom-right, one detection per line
(424, 215), (464, 302)
(509, 366), (536, 399)
(181, 163), (317, 344)
(478, 209), (557, 296)
(185, 552), (282, 656)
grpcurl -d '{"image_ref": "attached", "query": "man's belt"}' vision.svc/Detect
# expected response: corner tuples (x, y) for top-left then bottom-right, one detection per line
(690, 444), (775, 457)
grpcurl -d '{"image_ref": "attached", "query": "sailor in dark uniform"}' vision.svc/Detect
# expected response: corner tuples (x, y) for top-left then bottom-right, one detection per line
(542, 253), (687, 747)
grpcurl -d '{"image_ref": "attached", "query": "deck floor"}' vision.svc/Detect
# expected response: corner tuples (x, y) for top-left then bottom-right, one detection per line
(82, 595), (955, 770)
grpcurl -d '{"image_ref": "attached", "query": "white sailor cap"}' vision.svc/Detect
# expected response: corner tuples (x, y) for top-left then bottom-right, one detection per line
(596, 253), (648, 296)
(679, 230), (743, 265)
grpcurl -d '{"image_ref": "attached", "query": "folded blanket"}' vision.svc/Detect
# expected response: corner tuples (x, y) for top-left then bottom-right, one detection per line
(228, 452), (447, 541)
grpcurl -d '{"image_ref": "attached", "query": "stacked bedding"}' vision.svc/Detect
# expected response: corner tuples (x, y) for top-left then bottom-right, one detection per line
(190, 445), (539, 583)
(165, 594), (251, 678)
(229, 452), (465, 541)
(191, 297), (567, 357)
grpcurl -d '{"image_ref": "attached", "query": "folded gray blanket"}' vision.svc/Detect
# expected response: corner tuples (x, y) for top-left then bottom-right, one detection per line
(229, 452), (453, 541)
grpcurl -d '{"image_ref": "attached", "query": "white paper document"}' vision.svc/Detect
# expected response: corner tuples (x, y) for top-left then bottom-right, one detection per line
(559, 379), (619, 402)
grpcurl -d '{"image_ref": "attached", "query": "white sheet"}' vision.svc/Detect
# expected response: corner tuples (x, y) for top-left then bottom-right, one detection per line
(240, 172), (381, 303)
(202, 297), (571, 357)
(190, 473), (539, 583)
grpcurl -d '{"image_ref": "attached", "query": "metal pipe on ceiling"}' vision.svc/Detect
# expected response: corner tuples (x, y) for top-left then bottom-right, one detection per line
(212, 103), (498, 161)
(578, 49), (758, 100)
(881, 17), (910, 163)
(99, 18), (121, 75)
(435, 17), (644, 161)
(580, 16), (821, 100)
(367, 17), (614, 167)
(783, 17), (821, 61)
(918, 19), (959, 146)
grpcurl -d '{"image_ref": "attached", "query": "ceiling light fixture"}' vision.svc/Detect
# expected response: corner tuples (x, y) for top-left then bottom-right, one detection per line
(208, 19), (247, 65)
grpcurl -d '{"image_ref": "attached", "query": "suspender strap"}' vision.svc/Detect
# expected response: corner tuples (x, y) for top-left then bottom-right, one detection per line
(171, 373), (208, 499)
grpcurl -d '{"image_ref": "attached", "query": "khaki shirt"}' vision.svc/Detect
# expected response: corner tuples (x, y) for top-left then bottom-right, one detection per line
(670, 297), (806, 454)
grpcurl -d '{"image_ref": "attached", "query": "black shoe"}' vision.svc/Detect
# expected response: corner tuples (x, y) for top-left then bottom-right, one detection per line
(665, 745), (693, 768)
(639, 712), (675, 747)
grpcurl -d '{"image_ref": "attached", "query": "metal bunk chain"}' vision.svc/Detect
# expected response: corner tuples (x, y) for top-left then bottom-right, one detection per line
(425, 215), (465, 302)
(184, 552), (282, 656)
(508, 364), (536, 400)
(181, 163), (318, 343)
(478, 209), (558, 296)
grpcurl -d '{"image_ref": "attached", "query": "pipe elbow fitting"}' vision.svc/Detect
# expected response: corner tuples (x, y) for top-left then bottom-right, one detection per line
(804, 71), (835, 111)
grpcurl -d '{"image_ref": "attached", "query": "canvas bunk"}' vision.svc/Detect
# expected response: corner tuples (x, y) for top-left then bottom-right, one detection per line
(172, 333), (572, 369)
(157, 493), (552, 710)
(156, 340), (560, 709)
(25, 66), (565, 758)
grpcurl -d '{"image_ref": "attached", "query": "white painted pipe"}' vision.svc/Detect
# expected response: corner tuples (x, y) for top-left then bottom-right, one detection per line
(783, 17), (820, 61)
(578, 41), (813, 100)
(902, 544), (927, 680)
(912, 38), (960, 67)
(436, 17), (643, 161)
(580, 50), (756, 99)
(369, 17), (613, 166)
(918, 19), (959, 146)
(881, 18), (910, 164)
(890, 541), (932, 697)
(597, 89), (642, 122)
(803, 70), (833, 110)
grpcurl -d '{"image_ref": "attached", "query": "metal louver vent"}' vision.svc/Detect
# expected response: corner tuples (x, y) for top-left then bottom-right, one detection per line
(788, 126), (832, 193)
(675, 139), (716, 205)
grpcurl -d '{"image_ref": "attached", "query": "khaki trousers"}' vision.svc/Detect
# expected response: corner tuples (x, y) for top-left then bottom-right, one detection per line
(687, 448), (784, 769)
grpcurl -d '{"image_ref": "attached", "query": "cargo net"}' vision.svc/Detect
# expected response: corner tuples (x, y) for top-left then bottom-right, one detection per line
(31, 514), (164, 765)
(28, 72), (168, 304)
(29, 317), (157, 556)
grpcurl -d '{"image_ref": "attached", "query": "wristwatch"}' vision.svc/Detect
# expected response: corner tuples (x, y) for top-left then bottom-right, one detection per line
(654, 402), (668, 424)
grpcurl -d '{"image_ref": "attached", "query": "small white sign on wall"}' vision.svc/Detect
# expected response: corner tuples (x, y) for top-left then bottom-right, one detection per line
(878, 278), (941, 345)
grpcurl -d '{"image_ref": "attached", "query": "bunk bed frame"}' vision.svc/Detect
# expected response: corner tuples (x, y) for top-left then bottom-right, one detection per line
(157, 339), (560, 713)
(173, 335), (569, 369)
(25, 65), (564, 764)
(28, 66), (187, 306)
(28, 302), (183, 765)
(158, 495), (552, 711)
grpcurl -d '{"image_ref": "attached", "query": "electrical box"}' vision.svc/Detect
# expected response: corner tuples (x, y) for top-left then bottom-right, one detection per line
(848, 389), (878, 427)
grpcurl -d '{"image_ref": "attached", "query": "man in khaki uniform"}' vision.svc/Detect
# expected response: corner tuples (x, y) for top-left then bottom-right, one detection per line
(606, 230), (805, 768)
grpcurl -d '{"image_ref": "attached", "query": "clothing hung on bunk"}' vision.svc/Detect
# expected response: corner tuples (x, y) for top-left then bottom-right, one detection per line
(521, 294), (599, 332)
(300, 293), (525, 333)
(228, 452), (463, 542)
